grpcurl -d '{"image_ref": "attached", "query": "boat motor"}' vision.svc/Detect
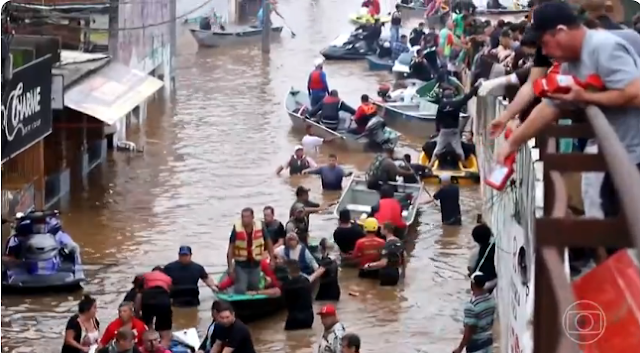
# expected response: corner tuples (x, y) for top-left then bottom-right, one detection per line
(364, 117), (392, 148)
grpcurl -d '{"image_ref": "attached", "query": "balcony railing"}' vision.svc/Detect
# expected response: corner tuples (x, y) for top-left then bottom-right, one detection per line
(534, 106), (640, 353)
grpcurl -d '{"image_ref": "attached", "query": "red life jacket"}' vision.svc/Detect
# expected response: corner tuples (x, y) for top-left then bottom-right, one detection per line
(323, 96), (340, 104)
(375, 198), (407, 228)
(143, 270), (172, 291)
(308, 69), (326, 91)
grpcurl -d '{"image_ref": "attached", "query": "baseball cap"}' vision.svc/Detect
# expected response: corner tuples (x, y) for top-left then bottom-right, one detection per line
(529, 2), (580, 41)
(317, 304), (337, 316)
(314, 58), (324, 67)
(295, 186), (310, 196)
(178, 245), (192, 255)
(294, 145), (304, 152)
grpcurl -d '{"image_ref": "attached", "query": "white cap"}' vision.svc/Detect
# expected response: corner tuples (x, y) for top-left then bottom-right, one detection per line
(440, 174), (451, 183)
(294, 145), (304, 152)
(383, 41), (390, 48)
(314, 58), (324, 67)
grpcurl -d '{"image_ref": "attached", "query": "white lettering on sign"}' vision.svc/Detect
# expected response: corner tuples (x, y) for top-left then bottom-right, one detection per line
(2, 83), (42, 142)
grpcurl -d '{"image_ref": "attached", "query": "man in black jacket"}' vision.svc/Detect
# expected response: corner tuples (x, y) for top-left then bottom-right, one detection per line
(307, 90), (356, 131)
(427, 84), (480, 169)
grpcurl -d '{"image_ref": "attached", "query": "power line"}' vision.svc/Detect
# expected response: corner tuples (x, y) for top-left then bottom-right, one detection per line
(10, 0), (215, 32)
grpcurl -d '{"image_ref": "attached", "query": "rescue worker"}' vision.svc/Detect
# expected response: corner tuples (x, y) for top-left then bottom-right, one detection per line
(353, 218), (386, 279)
(276, 145), (318, 176)
(307, 90), (356, 132)
(428, 84), (480, 169)
(371, 184), (407, 238)
(140, 266), (173, 338)
(361, 222), (405, 286)
(227, 207), (275, 294)
(348, 94), (377, 135)
(285, 204), (311, 246)
(317, 305), (346, 353)
(164, 246), (219, 307)
(275, 233), (319, 276)
(307, 59), (330, 108)
(365, 146), (414, 191)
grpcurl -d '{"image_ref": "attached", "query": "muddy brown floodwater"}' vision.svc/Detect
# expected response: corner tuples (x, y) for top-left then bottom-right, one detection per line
(1, 1), (489, 352)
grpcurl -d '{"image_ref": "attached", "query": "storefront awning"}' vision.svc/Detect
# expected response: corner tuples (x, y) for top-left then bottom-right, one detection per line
(63, 63), (164, 125)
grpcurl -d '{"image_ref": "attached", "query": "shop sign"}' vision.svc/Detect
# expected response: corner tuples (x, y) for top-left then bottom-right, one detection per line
(1, 55), (53, 163)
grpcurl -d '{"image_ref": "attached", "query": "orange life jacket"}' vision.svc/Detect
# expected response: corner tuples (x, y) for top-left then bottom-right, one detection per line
(143, 270), (172, 291)
(233, 221), (265, 262)
(375, 198), (407, 228)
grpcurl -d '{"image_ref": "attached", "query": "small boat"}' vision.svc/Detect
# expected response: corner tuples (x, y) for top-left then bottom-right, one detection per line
(285, 88), (401, 152)
(391, 46), (421, 80)
(334, 175), (423, 240)
(374, 77), (467, 137)
(349, 8), (391, 25)
(170, 328), (201, 353)
(2, 211), (86, 292)
(419, 141), (480, 185)
(216, 273), (286, 322)
(366, 55), (393, 71)
(396, 2), (429, 17)
(189, 25), (283, 48)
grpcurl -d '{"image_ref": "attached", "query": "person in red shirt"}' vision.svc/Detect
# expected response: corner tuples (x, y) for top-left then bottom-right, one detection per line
(368, 0), (381, 16)
(217, 258), (281, 297)
(348, 94), (378, 134)
(100, 302), (147, 348)
(353, 217), (385, 279)
(372, 184), (408, 238)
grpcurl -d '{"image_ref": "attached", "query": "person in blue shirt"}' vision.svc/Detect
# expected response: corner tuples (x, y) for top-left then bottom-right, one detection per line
(302, 154), (352, 191)
(391, 34), (410, 61)
(307, 59), (330, 108)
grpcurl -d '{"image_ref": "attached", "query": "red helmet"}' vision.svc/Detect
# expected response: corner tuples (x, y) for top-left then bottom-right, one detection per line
(377, 84), (391, 97)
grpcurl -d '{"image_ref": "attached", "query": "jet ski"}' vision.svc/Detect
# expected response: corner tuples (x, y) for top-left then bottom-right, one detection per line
(419, 137), (480, 185)
(2, 210), (85, 292)
(320, 31), (379, 61)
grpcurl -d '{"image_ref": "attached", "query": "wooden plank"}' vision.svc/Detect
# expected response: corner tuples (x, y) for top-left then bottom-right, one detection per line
(536, 218), (633, 247)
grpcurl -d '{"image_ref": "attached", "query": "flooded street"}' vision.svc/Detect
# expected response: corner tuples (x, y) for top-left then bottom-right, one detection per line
(2, 1), (485, 352)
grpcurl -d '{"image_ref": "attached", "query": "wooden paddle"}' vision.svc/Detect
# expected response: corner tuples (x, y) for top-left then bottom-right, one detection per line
(273, 10), (297, 38)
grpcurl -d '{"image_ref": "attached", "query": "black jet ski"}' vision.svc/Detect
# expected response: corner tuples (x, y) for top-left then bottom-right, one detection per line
(362, 116), (399, 151)
(320, 31), (379, 61)
(2, 210), (85, 292)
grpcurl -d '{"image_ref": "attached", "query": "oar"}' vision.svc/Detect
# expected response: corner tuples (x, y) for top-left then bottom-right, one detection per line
(399, 160), (439, 207)
(273, 10), (297, 38)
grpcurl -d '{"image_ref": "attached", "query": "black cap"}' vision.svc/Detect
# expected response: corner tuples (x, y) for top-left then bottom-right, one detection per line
(530, 1), (580, 41)
(178, 245), (192, 255)
(295, 186), (310, 196)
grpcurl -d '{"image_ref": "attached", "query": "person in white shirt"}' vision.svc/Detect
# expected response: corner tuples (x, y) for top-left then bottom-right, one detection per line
(301, 125), (337, 156)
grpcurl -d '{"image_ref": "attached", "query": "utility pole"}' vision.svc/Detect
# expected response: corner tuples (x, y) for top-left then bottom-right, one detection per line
(261, 0), (271, 54)
(108, 0), (119, 59)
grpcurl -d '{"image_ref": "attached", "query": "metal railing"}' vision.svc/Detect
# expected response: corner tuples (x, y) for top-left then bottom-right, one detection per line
(534, 105), (640, 353)
(473, 95), (640, 353)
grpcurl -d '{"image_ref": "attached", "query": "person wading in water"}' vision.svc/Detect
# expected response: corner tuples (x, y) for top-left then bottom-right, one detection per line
(317, 305), (346, 353)
(286, 204), (311, 246)
(139, 266), (172, 342)
(360, 222), (406, 286)
(282, 259), (325, 330)
(353, 218), (385, 279)
(276, 146), (317, 176)
(263, 206), (286, 248)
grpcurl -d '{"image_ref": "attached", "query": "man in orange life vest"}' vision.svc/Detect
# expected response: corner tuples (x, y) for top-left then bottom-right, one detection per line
(371, 184), (407, 237)
(353, 217), (386, 279)
(227, 207), (275, 294)
(307, 90), (356, 132)
(308, 59), (330, 108)
(348, 94), (378, 134)
(140, 266), (173, 339)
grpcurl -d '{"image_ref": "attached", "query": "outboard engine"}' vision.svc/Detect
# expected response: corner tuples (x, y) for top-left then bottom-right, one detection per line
(364, 117), (391, 148)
